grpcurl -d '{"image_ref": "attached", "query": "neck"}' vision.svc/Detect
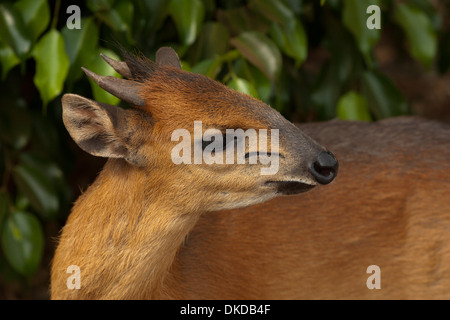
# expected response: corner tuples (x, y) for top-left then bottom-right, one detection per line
(54, 159), (201, 299)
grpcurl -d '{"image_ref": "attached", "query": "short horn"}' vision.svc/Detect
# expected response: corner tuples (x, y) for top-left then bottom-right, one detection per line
(100, 53), (132, 79)
(81, 67), (145, 107)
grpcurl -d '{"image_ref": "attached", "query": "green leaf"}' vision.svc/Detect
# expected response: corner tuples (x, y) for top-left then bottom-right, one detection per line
(31, 111), (60, 158)
(14, 0), (50, 43)
(32, 29), (70, 109)
(233, 58), (271, 103)
(395, 3), (437, 68)
(2, 211), (44, 276)
(227, 77), (259, 99)
(269, 19), (307, 67)
(93, 2), (134, 43)
(217, 7), (251, 35)
(0, 3), (32, 60)
(191, 57), (222, 79)
(361, 71), (408, 119)
(249, 0), (295, 28)
(195, 22), (230, 61)
(337, 91), (371, 121)
(342, 0), (380, 65)
(168, 0), (205, 46)
(0, 191), (9, 231)
(324, 15), (362, 84)
(310, 62), (341, 119)
(405, 0), (441, 30)
(85, 48), (121, 105)
(15, 193), (30, 212)
(12, 158), (59, 219)
(87, 0), (114, 12)
(0, 106), (31, 150)
(230, 31), (282, 81)
(0, 41), (20, 80)
(62, 17), (99, 86)
(17, 152), (71, 215)
(218, 7), (269, 38)
(114, 1), (134, 32)
(142, 0), (170, 33)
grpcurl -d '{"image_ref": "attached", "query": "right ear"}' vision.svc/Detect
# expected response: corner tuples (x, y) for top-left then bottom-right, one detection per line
(62, 93), (131, 160)
(155, 47), (181, 69)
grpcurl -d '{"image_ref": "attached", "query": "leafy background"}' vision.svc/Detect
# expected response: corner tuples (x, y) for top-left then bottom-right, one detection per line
(0, 0), (449, 298)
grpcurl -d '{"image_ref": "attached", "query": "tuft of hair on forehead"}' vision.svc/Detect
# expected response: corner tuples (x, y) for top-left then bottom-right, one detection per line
(120, 49), (158, 83)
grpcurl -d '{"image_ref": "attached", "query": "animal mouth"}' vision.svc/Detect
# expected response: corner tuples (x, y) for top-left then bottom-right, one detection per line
(265, 180), (316, 195)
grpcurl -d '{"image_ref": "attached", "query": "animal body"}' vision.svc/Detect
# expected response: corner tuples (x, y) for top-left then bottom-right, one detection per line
(51, 47), (450, 299)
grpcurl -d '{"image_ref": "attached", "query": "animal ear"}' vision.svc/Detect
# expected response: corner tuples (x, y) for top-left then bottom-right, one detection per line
(62, 93), (131, 160)
(155, 47), (182, 69)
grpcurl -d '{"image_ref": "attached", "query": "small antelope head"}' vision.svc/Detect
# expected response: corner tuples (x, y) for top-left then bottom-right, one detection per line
(62, 47), (337, 211)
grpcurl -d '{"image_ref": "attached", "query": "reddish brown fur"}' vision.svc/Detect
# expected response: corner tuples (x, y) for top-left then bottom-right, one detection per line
(52, 50), (450, 299)
(163, 118), (450, 299)
(52, 116), (450, 299)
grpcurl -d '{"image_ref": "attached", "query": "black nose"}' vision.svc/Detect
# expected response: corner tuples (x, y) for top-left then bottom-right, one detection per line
(310, 151), (338, 185)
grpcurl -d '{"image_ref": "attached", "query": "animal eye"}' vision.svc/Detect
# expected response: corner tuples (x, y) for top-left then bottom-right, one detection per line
(202, 133), (236, 151)
(202, 134), (222, 151)
(201, 138), (212, 150)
